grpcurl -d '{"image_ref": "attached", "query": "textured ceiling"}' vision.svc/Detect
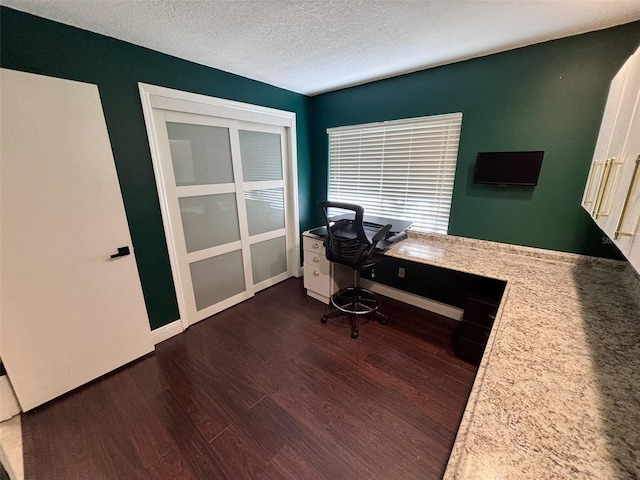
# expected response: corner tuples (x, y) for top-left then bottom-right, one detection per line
(2, 0), (640, 95)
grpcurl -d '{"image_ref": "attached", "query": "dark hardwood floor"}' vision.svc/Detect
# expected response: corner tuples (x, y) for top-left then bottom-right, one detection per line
(22, 278), (477, 479)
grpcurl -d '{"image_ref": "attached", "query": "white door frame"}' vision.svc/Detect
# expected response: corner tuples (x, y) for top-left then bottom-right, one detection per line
(138, 83), (300, 331)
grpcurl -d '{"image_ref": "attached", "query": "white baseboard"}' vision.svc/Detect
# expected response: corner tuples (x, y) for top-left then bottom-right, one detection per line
(151, 320), (184, 345)
(360, 279), (463, 321)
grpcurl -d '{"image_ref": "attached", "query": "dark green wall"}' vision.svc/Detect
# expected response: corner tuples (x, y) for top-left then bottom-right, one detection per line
(0, 7), (313, 330)
(309, 22), (640, 258)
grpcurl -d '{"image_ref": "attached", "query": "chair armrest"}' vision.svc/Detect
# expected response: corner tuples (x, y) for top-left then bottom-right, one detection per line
(371, 224), (393, 246)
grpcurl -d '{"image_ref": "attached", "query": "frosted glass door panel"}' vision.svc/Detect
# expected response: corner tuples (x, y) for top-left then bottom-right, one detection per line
(245, 188), (285, 236)
(179, 194), (240, 252)
(190, 250), (245, 310)
(250, 236), (287, 284)
(239, 130), (283, 181)
(167, 122), (233, 186)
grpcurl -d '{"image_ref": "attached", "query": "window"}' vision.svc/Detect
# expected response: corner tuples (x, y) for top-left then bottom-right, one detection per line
(327, 113), (462, 234)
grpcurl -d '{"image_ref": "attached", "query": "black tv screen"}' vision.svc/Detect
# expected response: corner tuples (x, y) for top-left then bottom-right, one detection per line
(474, 151), (544, 186)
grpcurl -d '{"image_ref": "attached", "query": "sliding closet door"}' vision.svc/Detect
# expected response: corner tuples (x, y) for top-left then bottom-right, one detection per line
(239, 123), (290, 291)
(153, 111), (251, 324)
(145, 90), (298, 327)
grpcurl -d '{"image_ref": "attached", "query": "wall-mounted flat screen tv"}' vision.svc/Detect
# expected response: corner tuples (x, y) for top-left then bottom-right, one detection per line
(474, 151), (544, 186)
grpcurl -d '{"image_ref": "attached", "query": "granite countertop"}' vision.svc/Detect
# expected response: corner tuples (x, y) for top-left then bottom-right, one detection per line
(385, 231), (640, 479)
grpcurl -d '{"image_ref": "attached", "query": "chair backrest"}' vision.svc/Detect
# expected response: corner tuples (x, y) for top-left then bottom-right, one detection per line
(318, 201), (374, 270)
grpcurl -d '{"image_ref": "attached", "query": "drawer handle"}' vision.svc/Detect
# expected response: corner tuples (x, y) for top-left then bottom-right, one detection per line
(313, 256), (320, 263)
(313, 270), (320, 276)
(313, 242), (319, 249)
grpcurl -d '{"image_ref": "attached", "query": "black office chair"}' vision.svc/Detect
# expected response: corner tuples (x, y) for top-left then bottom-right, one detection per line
(318, 201), (392, 339)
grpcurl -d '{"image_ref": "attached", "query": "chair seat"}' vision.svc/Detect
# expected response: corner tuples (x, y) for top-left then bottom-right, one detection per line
(330, 286), (381, 315)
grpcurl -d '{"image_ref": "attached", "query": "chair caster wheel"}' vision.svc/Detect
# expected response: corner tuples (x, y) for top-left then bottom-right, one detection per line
(321, 315), (328, 324)
(380, 318), (388, 325)
(351, 330), (359, 339)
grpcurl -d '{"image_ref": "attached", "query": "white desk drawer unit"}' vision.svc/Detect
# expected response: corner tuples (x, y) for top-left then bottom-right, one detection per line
(302, 233), (336, 303)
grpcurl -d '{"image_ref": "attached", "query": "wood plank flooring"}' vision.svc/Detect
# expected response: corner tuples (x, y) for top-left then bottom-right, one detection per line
(22, 278), (477, 479)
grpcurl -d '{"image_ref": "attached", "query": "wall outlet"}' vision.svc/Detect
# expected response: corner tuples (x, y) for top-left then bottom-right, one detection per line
(398, 267), (405, 279)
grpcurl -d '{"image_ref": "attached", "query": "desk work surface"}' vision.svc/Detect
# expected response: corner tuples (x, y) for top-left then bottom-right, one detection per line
(308, 214), (411, 249)
(329, 213), (413, 233)
(384, 231), (640, 479)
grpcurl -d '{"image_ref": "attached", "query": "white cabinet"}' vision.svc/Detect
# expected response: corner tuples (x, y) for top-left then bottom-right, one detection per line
(582, 59), (627, 230)
(582, 46), (640, 274)
(302, 232), (351, 304)
(302, 233), (336, 304)
(612, 92), (640, 267)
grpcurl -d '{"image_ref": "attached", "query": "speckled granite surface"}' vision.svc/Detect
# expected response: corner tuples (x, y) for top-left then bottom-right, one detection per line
(385, 232), (640, 479)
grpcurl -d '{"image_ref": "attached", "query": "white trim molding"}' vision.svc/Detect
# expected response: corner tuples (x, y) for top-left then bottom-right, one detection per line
(151, 320), (184, 345)
(359, 278), (463, 321)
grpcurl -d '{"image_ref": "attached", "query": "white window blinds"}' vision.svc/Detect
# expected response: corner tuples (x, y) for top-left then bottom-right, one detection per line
(327, 113), (462, 234)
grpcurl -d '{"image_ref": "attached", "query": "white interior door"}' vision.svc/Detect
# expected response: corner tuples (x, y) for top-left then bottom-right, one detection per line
(0, 69), (154, 411)
(139, 83), (300, 329)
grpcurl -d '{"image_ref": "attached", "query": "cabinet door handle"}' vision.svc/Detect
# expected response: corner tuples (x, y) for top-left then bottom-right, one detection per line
(593, 158), (614, 218)
(313, 256), (320, 263)
(595, 158), (623, 218)
(592, 158), (612, 216)
(614, 154), (640, 239)
(313, 270), (320, 276)
(312, 242), (319, 249)
(583, 159), (603, 207)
